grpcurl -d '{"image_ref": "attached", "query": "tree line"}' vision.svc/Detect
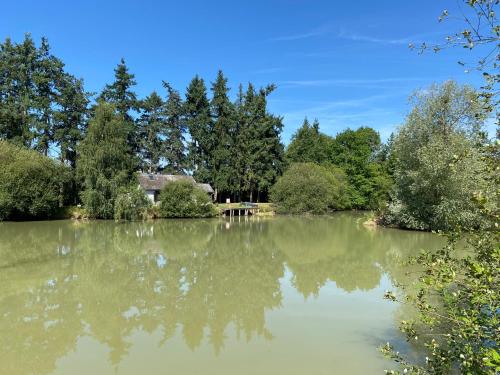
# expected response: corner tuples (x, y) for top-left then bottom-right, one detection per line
(0, 34), (284, 211)
(282, 119), (392, 210)
(0, 34), (397, 220)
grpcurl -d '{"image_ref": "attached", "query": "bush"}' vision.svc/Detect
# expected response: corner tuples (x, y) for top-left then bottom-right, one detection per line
(114, 186), (152, 221)
(378, 198), (428, 230)
(159, 180), (215, 218)
(270, 163), (350, 214)
(0, 141), (69, 220)
(79, 177), (116, 219)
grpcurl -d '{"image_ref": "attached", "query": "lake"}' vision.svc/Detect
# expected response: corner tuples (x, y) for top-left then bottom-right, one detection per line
(0, 213), (443, 375)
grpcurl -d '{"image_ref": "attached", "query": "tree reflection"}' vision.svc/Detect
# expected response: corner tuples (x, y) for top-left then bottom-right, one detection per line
(0, 215), (441, 374)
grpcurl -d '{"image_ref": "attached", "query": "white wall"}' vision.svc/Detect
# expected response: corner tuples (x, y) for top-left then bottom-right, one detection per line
(146, 190), (156, 203)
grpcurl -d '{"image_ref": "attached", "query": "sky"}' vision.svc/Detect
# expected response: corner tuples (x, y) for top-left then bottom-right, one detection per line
(1, 0), (492, 142)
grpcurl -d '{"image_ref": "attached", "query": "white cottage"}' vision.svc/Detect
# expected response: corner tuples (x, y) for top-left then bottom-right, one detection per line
(138, 173), (214, 203)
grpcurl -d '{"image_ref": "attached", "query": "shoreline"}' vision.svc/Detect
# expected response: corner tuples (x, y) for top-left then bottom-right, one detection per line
(0, 207), (435, 233)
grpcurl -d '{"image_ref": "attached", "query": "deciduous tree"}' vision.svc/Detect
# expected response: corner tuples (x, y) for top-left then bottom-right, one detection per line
(77, 102), (135, 219)
(286, 118), (332, 164)
(383, 81), (489, 231)
(331, 127), (391, 209)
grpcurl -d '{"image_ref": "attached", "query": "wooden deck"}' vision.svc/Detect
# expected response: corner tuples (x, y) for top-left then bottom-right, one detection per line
(222, 206), (260, 217)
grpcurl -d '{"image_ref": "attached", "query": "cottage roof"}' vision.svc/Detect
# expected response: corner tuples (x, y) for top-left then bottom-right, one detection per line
(138, 173), (195, 191)
(138, 173), (214, 194)
(196, 183), (214, 194)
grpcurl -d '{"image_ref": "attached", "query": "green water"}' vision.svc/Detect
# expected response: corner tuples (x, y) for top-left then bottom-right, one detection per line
(0, 213), (443, 375)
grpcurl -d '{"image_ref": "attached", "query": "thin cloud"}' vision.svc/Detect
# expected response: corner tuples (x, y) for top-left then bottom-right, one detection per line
(339, 32), (410, 45)
(336, 30), (446, 46)
(278, 94), (406, 142)
(269, 25), (330, 42)
(279, 77), (430, 89)
(281, 94), (395, 115)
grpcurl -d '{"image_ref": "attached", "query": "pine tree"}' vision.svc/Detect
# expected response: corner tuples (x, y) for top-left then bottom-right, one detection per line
(13, 35), (38, 148)
(31, 37), (64, 155)
(100, 58), (137, 120)
(184, 75), (213, 182)
(137, 91), (166, 173)
(0, 35), (88, 158)
(0, 36), (33, 146)
(163, 82), (187, 174)
(210, 70), (236, 200)
(233, 83), (250, 201)
(246, 85), (284, 201)
(53, 74), (89, 204)
(100, 58), (139, 154)
(53, 75), (89, 168)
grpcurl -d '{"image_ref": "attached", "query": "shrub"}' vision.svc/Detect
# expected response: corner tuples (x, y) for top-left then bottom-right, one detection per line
(114, 186), (151, 221)
(79, 178), (116, 219)
(159, 180), (215, 218)
(0, 141), (69, 220)
(270, 162), (350, 214)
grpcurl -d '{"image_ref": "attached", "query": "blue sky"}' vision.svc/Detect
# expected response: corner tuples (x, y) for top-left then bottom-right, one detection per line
(1, 0), (490, 142)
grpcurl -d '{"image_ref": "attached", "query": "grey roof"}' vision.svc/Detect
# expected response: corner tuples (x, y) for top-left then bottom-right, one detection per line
(138, 173), (214, 194)
(138, 173), (195, 191)
(197, 183), (214, 194)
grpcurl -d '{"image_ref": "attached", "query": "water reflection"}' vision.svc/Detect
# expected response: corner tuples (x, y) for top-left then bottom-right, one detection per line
(0, 214), (441, 375)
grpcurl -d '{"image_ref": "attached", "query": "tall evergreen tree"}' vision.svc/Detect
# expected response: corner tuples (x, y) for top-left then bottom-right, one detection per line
(246, 84), (285, 201)
(12, 35), (39, 148)
(137, 91), (166, 173)
(233, 83), (251, 201)
(210, 70), (236, 200)
(53, 75), (89, 168)
(232, 83), (285, 201)
(0, 35), (89, 157)
(0, 36), (34, 147)
(100, 58), (137, 120)
(0, 35), (84, 155)
(163, 82), (187, 174)
(100, 58), (139, 153)
(31, 37), (65, 155)
(184, 75), (213, 182)
(53, 74), (90, 204)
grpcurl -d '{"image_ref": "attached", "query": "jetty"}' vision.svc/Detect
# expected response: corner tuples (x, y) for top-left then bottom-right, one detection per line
(221, 202), (260, 217)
